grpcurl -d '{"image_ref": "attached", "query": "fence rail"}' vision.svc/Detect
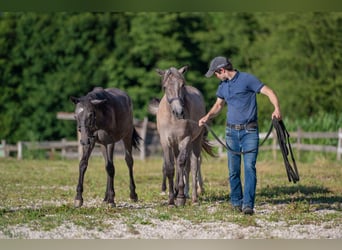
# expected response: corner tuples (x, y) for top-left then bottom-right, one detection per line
(260, 128), (342, 160)
(1, 126), (342, 161)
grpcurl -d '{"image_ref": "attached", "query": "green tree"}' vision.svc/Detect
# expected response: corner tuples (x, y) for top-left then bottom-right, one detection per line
(251, 12), (342, 124)
(0, 12), (341, 144)
(190, 12), (263, 126)
(102, 12), (207, 121)
(0, 13), (18, 141)
(1, 13), (118, 142)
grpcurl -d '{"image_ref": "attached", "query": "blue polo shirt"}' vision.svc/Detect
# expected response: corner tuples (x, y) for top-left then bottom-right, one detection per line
(216, 70), (264, 125)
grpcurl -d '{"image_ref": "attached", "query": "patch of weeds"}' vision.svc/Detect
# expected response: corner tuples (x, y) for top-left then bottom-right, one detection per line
(287, 200), (311, 213)
(124, 214), (154, 235)
(158, 212), (171, 221)
(0, 227), (16, 238)
(278, 201), (342, 226)
(323, 212), (342, 221)
(0, 207), (44, 227)
(0, 206), (70, 232)
(230, 215), (259, 227)
(129, 215), (153, 226)
(67, 206), (115, 231)
(267, 211), (282, 223)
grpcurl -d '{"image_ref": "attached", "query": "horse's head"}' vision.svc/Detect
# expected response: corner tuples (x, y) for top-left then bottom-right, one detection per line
(70, 95), (106, 146)
(157, 65), (188, 119)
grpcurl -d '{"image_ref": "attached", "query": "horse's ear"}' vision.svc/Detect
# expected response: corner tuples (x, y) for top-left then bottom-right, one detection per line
(70, 96), (79, 104)
(178, 65), (189, 74)
(156, 69), (165, 77)
(91, 99), (107, 106)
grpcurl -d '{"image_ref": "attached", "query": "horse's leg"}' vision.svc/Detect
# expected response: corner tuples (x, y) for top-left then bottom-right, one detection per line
(184, 158), (190, 199)
(190, 152), (200, 204)
(196, 156), (204, 195)
(162, 145), (175, 205)
(175, 137), (191, 206)
(161, 160), (167, 195)
(192, 137), (204, 202)
(173, 152), (179, 198)
(101, 143), (116, 207)
(123, 136), (138, 202)
(74, 143), (94, 208)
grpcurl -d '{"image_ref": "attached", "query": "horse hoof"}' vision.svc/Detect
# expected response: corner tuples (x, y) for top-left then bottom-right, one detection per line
(160, 191), (167, 196)
(168, 198), (175, 206)
(130, 193), (138, 202)
(176, 198), (186, 206)
(74, 199), (83, 208)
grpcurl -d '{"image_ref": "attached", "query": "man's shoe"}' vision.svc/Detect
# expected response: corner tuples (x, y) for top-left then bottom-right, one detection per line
(242, 207), (254, 215)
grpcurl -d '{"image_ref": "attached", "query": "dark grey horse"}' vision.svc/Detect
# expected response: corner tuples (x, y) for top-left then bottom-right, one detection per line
(70, 87), (141, 208)
(149, 66), (216, 206)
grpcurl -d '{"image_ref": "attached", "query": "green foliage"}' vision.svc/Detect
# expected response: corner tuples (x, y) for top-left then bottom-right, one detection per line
(252, 12), (342, 121)
(1, 12), (341, 143)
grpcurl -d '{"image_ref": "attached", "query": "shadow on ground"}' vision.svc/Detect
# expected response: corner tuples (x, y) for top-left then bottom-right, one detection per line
(199, 184), (342, 211)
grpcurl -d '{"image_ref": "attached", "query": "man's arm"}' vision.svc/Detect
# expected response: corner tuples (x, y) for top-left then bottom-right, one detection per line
(260, 85), (282, 120)
(198, 98), (225, 126)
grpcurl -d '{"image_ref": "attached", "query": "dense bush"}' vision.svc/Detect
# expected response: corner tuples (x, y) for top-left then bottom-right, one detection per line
(1, 12), (341, 143)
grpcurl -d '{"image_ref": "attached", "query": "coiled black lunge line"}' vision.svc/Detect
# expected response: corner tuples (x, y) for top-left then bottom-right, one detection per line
(272, 118), (300, 183)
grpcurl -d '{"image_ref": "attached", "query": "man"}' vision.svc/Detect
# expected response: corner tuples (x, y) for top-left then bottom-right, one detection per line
(198, 56), (282, 215)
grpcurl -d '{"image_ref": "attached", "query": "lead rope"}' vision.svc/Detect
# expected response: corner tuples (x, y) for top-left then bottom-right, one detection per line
(197, 119), (299, 183)
(202, 122), (273, 155)
(272, 118), (300, 183)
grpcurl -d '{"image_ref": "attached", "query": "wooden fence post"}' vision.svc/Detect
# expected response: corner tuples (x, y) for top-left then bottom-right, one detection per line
(17, 141), (22, 160)
(337, 128), (342, 161)
(0, 140), (6, 157)
(61, 138), (66, 159)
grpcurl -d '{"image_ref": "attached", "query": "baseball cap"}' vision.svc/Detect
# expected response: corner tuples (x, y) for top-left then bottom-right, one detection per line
(205, 56), (230, 77)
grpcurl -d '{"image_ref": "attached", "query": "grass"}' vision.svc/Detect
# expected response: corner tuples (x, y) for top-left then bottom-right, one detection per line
(0, 153), (341, 238)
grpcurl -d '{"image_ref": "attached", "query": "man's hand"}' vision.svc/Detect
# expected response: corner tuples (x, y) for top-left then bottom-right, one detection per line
(198, 115), (209, 127)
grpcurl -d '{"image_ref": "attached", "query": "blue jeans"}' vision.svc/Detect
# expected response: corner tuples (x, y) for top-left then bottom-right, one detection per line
(225, 125), (259, 209)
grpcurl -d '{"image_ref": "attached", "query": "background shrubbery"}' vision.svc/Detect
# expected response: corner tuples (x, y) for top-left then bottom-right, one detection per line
(1, 12), (341, 143)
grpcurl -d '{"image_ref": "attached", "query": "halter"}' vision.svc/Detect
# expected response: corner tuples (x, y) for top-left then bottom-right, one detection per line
(163, 69), (185, 107)
(167, 96), (184, 106)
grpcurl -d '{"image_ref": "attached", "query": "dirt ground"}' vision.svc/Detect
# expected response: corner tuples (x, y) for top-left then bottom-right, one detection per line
(1, 202), (341, 239)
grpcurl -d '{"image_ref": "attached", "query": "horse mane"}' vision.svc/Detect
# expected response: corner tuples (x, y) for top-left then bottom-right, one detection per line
(87, 87), (108, 101)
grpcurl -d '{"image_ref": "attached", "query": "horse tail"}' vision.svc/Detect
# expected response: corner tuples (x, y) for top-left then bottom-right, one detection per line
(132, 128), (142, 151)
(201, 128), (218, 158)
(201, 137), (218, 157)
(148, 98), (160, 115)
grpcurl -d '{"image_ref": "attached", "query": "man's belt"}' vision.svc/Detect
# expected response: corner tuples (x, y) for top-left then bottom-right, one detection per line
(226, 121), (258, 130)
